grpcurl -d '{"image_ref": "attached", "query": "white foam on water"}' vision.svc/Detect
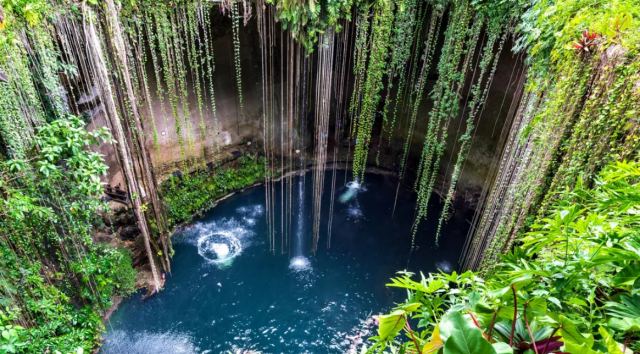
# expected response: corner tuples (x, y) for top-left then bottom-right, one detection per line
(289, 256), (312, 272)
(182, 214), (260, 268)
(346, 180), (361, 189)
(339, 180), (368, 204)
(197, 231), (242, 268)
(236, 204), (264, 218)
(339, 182), (359, 203)
(212, 243), (230, 258)
(101, 330), (199, 354)
(243, 217), (257, 226)
(435, 260), (453, 273)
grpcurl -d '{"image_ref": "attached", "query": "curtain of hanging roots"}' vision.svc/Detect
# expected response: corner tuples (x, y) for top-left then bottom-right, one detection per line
(311, 30), (336, 254)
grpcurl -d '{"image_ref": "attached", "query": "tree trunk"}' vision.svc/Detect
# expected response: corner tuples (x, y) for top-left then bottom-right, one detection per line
(82, 4), (162, 292)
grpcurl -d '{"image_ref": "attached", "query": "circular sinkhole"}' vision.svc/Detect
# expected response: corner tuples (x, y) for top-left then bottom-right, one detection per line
(101, 171), (471, 354)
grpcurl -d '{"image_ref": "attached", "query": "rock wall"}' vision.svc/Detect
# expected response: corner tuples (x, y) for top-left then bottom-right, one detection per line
(88, 13), (520, 209)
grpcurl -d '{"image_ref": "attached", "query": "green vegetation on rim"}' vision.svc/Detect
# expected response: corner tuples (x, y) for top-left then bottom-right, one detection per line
(369, 160), (640, 353)
(0, 117), (136, 353)
(160, 155), (266, 227)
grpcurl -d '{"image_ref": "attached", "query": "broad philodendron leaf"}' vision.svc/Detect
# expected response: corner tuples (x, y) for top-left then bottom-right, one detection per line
(558, 316), (600, 354)
(613, 262), (640, 286)
(377, 310), (406, 340)
(492, 342), (513, 354)
(598, 326), (631, 354)
(605, 294), (640, 332)
(440, 310), (496, 354)
(422, 325), (444, 353)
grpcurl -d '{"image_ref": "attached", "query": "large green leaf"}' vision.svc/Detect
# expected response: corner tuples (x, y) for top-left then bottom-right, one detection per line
(597, 326), (630, 354)
(440, 311), (496, 354)
(613, 262), (640, 286)
(377, 310), (406, 340)
(492, 342), (513, 354)
(605, 294), (640, 332)
(558, 316), (600, 354)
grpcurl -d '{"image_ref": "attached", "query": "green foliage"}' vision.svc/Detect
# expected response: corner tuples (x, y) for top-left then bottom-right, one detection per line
(160, 155), (266, 227)
(0, 0), (49, 33)
(0, 311), (27, 354)
(412, 0), (476, 245)
(435, 9), (508, 243)
(0, 0), (60, 158)
(515, 0), (640, 76)
(0, 327), (27, 353)
(267, 0), (358, 51)
(351, 0), (394, 181)
(378, 0), (418, 149)
(70, 247), (137, 303)
(368, 160), (640, 353)
(0, 117), (137, 353)
(475, 0), (640, 267)
(440, 311), (497, 354)
(231, 0), (244, 117)
(396, 5), (442, 179)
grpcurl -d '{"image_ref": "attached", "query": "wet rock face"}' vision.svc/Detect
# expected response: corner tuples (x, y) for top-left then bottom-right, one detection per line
(119, 225), (140, 241)
(90, 11), (265, 187)
(96, 206), (139, 243)
(604, 44), (627, 65)
(92, 15), (519, 208)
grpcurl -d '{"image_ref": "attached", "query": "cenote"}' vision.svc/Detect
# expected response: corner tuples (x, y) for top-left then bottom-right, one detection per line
(4, 0), (638, 352)
(101, 171), (470, 353)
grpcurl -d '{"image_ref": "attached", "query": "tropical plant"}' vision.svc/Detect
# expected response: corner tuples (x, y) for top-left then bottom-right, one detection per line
(368, 160), (640, 353)
(0, 116), (137, 353)
(266, 0), (357, 51)
(161, 155), (267, 227)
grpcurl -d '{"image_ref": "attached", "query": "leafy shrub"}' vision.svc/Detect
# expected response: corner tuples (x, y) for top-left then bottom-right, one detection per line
(368, 161), (640, 353)
(161, 155), (266, 227)
(0, 117), (138, 353)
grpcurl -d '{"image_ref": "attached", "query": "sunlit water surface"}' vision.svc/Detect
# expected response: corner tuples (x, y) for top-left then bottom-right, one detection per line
(101, 171), (469, 353)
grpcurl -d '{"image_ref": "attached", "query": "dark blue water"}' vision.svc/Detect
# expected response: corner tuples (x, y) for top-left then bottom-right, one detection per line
(101, 171), (469, 353)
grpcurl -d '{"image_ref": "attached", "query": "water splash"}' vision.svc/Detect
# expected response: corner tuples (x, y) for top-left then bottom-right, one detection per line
(289, 178), (312, 273)
(346, 180), (361, 189)
(183, 206), (264, 268)
(102, 330), (199, 354)
(435, 260), (453, 272)
(289, 256), (312, 272)
(197, 232), (242, 268)
(339, 180), (365, 204)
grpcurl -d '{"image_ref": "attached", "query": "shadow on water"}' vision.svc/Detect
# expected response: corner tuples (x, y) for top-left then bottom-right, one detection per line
(101, 171), (472, 353)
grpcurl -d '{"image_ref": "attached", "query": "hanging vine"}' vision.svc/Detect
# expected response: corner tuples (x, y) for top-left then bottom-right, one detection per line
(351, 0), (394, 181)
(347, 7), (371, 144)
(396, 7), (442, 180)
(231, 0), (245, 128)
(434, 9), (511, 243)
(199, 2), (220, 146)
(410, 0), (475, 247)
(266, 0), (355, 51)
(464, 0), (640, 269)
(378, 0), (418, 145)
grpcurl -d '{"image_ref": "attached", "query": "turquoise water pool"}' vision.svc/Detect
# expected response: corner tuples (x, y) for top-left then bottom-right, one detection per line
(101, 171), (469, 353)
